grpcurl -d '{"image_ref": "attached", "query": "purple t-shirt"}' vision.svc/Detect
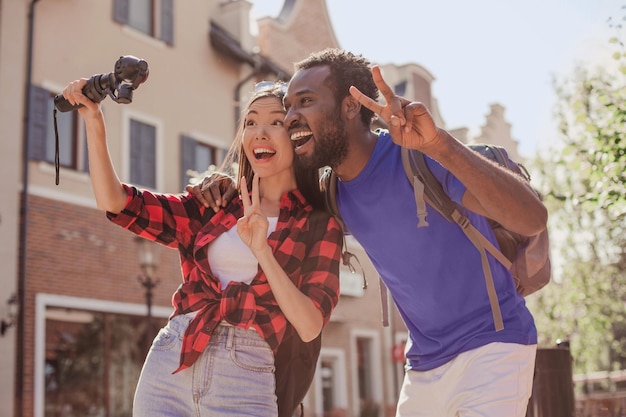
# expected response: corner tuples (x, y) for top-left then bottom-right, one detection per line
(337, 130), (536, 371)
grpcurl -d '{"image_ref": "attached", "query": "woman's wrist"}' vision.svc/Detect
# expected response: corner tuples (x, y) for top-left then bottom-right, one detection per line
(253, 245), (273, 262)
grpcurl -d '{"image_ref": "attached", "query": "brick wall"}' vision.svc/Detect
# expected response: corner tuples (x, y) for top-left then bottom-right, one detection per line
(19, 194), (183, 417)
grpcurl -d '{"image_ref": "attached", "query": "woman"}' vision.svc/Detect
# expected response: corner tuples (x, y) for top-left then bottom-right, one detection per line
(61, 80), (343, 416)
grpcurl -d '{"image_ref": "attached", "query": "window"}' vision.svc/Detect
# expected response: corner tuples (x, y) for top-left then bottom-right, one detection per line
(128, 0), (153, 35)
(394, 80), (407, 97)
(44, 307), (167, 417)
(129, 119), (157, 189)
(113, 0), (174, 45)
(180, 135), (222, 191)
(28, 85), (88, 172)
(316, 348), (348, 416)
(321, 359), (336, 413)
(350, 330), (383, 417)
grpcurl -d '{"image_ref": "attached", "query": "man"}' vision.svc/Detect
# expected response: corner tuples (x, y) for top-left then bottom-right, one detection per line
(194, 48), (547, 417)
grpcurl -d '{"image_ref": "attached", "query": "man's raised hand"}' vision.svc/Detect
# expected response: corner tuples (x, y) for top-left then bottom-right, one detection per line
(349, 65), (442, 151)
(186, 172), (237, 212)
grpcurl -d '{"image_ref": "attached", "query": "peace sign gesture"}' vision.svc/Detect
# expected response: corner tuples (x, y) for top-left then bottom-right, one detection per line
(349, 65), (442, 151)
(237, 174), (270, 256)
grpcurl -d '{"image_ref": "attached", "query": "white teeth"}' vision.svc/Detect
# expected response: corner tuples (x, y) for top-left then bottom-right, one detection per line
(254, 147), (275, 154)
(290, 131), (312, 141)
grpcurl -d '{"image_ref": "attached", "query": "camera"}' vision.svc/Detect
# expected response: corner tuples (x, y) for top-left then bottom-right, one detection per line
(54, 55), (149, 112)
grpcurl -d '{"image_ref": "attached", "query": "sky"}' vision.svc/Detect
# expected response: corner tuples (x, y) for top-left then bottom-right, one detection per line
(249, 0), (624, 157)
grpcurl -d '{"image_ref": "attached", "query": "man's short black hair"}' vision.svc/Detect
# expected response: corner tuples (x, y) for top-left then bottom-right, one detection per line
(295, 48), (379, 126)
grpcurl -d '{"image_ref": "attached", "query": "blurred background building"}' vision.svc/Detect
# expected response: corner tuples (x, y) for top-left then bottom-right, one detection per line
(0, 1), (522, 416)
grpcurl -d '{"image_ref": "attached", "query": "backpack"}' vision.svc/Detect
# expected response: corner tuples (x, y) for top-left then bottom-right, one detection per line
(322, 143), (551, 331)
(273, 208), (338, 417)
(274, 332), (321, 417)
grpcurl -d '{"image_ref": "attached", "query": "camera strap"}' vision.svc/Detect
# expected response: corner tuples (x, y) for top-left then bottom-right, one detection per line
(53, 107), (60, 185)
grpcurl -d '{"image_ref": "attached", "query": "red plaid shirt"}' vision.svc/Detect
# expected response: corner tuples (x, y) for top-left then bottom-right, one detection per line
(107, 184), (342, 373)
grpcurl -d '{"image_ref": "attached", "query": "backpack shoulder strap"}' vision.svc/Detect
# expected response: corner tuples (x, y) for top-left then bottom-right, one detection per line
(320, 167), (369, 291)
(322, 168), (392, 326)
(401, 146), (511, 267)
(321, 167), (347, 232)
(400, 146), (511, 331)
(401, 147), (457, 223)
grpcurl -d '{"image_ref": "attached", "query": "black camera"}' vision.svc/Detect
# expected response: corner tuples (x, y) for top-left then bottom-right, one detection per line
(54, 55), (149, 112)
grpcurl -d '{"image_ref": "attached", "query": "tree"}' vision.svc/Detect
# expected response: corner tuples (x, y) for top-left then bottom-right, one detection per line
(526, 10), (626, 377)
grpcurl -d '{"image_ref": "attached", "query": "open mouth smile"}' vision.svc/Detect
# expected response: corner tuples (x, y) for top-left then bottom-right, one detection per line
(253, 147), (276, 160)
(290, 130), (313, 150)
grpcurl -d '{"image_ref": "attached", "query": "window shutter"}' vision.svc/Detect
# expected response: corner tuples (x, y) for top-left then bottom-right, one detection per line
(130, 120), (156, 189)
(160, 0), (174, 45)
(142, 130), (156, 189)
(130, 120), (142, 183)
(82, 125), (89, 173)
(180, 135), (196, 191)
(28, 85), (50, 161)
(112, 0), (129, 24)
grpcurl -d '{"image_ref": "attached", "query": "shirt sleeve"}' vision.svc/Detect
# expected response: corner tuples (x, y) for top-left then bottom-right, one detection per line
(106, 184), (209, 248)
(425, 156), (467, 205)
(298, 213), (343, 326)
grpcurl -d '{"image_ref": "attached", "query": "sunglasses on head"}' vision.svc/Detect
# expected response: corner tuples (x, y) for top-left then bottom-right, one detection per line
(254, 81), (288, 94)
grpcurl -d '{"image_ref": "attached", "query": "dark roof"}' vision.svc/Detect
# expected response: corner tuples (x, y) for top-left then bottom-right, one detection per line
(209, 21), (288, 78)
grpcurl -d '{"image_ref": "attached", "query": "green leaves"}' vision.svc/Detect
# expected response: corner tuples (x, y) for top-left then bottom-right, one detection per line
(526, 23), (626, 377)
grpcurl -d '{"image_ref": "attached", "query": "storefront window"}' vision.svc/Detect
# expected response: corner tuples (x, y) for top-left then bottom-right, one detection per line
(44, 307), (165, 417)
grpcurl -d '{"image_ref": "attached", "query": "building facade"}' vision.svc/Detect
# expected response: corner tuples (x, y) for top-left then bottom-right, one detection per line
(0, 1), (523, 417)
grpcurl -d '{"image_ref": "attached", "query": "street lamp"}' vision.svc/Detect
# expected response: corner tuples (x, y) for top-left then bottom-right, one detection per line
(135, 238), (160, 351)
(0, 293), (17, 337)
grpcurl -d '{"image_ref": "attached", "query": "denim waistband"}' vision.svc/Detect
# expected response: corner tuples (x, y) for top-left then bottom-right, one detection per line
(167, 315), (258, 343)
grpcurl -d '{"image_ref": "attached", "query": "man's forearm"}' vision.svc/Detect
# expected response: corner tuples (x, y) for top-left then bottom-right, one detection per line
(426, 130), (547, 236)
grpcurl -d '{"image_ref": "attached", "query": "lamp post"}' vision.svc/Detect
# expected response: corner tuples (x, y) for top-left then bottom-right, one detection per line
(135, 238), (160, 353)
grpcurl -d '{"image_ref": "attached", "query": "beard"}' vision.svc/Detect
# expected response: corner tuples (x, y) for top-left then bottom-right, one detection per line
(299, 109), (349, 170)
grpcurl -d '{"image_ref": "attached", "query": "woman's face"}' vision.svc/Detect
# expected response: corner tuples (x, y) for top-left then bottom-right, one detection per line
(242, 96), (294, 180)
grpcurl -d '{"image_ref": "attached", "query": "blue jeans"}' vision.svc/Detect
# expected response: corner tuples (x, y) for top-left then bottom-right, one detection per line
(133, 315), (277, 417)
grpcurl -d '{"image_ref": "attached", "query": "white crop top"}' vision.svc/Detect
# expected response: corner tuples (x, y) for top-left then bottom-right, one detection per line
(206, 217), (278, 289)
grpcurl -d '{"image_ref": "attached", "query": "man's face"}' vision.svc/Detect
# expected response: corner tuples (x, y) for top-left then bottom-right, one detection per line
(284, 66), (348, 170)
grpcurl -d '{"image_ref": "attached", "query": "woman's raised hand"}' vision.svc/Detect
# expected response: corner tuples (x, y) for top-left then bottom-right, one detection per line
(237, 174), (270, 255)
(62, 78), (102, 118)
